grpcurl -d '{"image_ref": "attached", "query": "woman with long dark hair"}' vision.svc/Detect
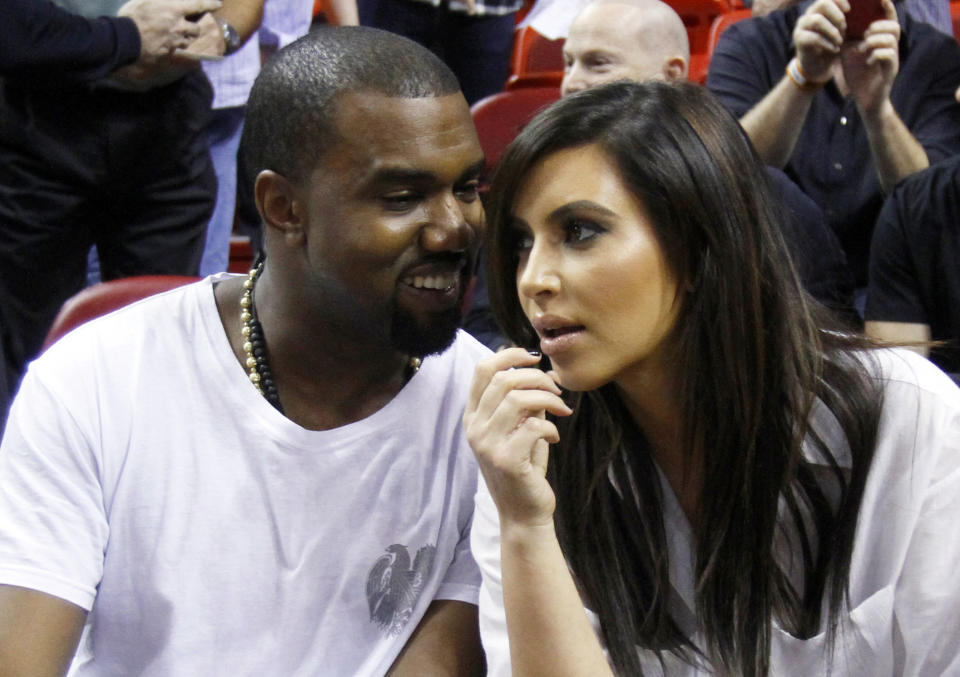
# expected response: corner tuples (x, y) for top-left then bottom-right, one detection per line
(464, 80), (960, 676)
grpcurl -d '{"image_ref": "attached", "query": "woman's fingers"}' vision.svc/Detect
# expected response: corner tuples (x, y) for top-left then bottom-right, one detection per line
(466, 347), (544, 413)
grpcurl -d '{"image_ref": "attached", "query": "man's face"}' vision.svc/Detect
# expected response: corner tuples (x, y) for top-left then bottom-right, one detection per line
(294, 91), (485, 358)
(561, 4), (668, 96)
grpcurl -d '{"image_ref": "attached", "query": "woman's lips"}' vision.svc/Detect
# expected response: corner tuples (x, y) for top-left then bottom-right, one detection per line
(538, 325), (585, 357)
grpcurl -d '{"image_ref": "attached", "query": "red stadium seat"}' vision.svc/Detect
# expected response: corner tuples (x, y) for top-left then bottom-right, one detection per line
(470, 87), (561, 178)
(706, 8), (753, 58)
(506, 26), (565, 90)
(41, 275), (201, 352)
(667, 0), (732, 54)
(228, 235), (255, 274)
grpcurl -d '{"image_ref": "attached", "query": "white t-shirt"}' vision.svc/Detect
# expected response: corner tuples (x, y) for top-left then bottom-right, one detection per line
(473, 349), (960, 676)
(0, 276), (491, 675)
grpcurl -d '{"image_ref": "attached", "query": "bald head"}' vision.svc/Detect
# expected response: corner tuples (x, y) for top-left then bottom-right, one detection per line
(560, 0), (690, 97)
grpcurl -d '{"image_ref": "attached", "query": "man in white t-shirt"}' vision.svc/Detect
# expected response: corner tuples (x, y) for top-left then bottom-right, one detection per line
(0, 26), (489, 675)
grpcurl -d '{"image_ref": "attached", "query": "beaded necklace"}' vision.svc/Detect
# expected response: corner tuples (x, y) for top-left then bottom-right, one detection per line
(241, 261), (283, 412)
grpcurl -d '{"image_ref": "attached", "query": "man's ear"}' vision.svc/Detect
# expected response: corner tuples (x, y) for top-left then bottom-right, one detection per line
(665, 57), (687, 81)
(254, 170), (306, 244)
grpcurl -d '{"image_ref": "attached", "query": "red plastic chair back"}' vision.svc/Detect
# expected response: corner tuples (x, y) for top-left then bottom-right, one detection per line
(666, 0), (732, 54)
(41, 275), (201, 352)
(507, 26), (565, 90)
(470, 87), (562, 178)
(706, 8), (753, 57)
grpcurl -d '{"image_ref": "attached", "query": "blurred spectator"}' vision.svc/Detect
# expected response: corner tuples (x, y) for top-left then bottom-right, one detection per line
(707, 0), (960, 290)
(865, 156), (960, 380)
(358, 0), (523, 104)
(0, 0), (256, 424)
(1, 0), (219, 82)
(747, 0), (951, 36)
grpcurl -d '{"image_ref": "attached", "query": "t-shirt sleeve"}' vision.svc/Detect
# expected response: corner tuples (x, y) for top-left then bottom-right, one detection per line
(864, 188), (927, 324)
(433, 503), (482, 605)
(705, 19), (778, 119)
(471, 475), (512, 676)
(0, 365), (108, 611)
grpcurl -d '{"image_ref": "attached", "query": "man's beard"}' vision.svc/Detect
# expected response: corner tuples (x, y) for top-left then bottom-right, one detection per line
(389, 303), (462, 359)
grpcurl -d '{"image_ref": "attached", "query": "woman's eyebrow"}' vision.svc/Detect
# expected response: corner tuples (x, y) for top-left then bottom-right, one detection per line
(547, 200), (617, 223)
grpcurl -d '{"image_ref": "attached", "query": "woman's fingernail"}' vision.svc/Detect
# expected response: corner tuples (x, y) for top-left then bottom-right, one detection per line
(528, 350), (541, 357)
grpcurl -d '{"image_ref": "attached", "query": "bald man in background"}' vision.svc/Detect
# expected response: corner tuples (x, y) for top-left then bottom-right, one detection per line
(560, 0), (689, 95)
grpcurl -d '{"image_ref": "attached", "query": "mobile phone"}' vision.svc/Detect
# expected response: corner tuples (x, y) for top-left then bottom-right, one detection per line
(845, 0), (885, 40)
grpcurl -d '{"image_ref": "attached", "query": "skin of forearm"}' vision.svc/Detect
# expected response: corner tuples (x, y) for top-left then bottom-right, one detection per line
(214, 0), (263, 42)
(500, 522), (615, 677)
(325, 0), (359, 25)
(740, 75), (818, 168)
(859, 99), (929, 193)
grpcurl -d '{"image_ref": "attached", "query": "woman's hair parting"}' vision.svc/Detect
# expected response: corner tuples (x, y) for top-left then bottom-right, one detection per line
(485, 80), (883, 676)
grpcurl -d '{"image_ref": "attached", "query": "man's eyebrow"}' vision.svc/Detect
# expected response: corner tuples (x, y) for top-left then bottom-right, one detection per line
(459, 159), (486, 181)
(370, 167), (437, 184)
(368, 158), (485, 185)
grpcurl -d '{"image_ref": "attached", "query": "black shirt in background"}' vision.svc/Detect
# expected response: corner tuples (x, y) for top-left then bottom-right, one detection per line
(865, 157), (960, 376)
(1, 0), (140, 84)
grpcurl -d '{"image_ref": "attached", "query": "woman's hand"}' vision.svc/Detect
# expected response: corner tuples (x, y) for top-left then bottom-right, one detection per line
(464, 348), (572, 529)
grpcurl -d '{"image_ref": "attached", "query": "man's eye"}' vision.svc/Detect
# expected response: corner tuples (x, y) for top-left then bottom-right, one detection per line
(565, 219), (603, 244)
(456, 181), (480, 203)
(382, 192), (418, 210)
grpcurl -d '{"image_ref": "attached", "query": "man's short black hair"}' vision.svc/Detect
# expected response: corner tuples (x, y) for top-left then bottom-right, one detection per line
(242, 25), (462, 183)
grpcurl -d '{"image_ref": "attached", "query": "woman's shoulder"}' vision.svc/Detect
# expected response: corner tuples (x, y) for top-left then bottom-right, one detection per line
(863, 348), (960, 405)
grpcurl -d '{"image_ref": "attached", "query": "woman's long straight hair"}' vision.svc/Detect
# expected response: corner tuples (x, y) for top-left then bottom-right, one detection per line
(484, 81), (883, 676)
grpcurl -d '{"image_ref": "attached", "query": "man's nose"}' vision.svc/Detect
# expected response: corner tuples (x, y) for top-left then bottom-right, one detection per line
(561, 64), (584, 96)
(422, 193), (474, 252)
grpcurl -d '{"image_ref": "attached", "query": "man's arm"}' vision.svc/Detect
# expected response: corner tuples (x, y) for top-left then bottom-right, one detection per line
(738, 0), (848, 167)
(0, 585), (87, 677)
(864, 320), (931, 354)
(0, 0), (211, 82)
(841, 0), (928, 193)
(386, 600), (485, 676)
(214, 0), (266, 48)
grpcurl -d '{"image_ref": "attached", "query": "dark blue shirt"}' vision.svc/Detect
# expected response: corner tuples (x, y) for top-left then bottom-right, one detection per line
(706, 3), (960, 285)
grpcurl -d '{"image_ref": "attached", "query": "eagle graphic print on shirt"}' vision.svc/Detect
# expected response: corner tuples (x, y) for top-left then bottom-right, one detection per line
(365, 544), (437, 636)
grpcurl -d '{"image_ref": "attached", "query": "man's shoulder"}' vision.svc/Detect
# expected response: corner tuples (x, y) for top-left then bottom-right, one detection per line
(32, 278), (214, 386)
(720, 5), (799, 48)
(882, 157), (960, 237)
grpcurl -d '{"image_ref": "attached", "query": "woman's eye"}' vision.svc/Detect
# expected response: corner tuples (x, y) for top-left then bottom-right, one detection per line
(512, 232), (534, 252)
(565, 219), (602, 244)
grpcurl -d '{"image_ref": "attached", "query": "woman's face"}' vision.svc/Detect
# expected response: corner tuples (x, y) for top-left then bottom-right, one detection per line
(510, 143), (681, 392)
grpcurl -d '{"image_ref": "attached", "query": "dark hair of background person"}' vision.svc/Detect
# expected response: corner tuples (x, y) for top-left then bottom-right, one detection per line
(484, 80), (885, 677)
(241, 24), (461, 185)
